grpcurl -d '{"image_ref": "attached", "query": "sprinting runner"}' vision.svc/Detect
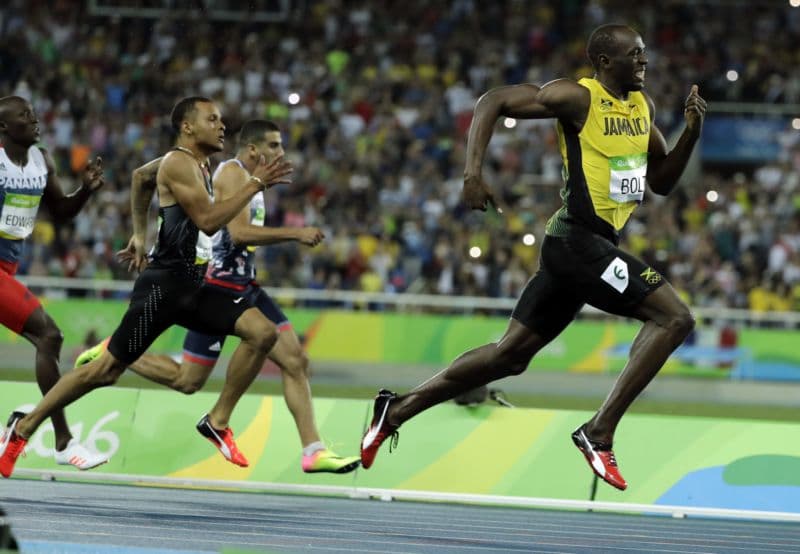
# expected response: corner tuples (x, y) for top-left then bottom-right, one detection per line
(0, 97), (293, 478)
(0, 95), (107, 470)
(79, 120), (359, 473)
(360, 24), (706, 491)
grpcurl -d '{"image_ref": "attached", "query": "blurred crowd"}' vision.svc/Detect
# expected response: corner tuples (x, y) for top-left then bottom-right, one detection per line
(2, 0), (800, 312)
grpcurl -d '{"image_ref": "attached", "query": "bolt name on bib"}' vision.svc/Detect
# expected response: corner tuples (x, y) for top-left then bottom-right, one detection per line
(608, 153), (648, 203)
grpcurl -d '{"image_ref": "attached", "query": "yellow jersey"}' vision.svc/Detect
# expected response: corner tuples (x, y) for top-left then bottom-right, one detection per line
(547, 77), (651, 242)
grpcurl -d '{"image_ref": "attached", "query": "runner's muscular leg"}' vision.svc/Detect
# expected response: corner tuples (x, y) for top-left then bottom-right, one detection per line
(15, 350), (128, 439)
(389, 319), (549, 426)
(207, 308), (277, 429)
(129, 354), (214, 394)
(127, 354), (182, 389)
(20, 307), (71, 450)
(268, 328), (320, 447)
(585, 282), (694, 443)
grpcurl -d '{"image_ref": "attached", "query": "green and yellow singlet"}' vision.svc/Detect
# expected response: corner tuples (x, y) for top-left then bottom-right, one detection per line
(546, 77), (651, 243)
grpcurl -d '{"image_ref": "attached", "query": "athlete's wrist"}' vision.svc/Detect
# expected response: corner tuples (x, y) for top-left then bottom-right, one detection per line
(76, 183), (94, 199)
(248, 176), (265, 190)
(463, 168), (483, 180)
(684, 124), (702, 140)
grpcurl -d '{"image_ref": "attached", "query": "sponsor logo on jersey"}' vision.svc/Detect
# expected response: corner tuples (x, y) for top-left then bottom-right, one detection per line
(640, 267), (662, 285)
(601, 257), (629, 293)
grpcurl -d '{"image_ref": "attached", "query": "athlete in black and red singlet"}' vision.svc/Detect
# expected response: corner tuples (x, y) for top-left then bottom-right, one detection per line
(78, 121), (360, 473)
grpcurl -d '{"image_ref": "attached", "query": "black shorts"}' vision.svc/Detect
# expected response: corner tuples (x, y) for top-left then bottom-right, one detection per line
(108, 268), (253, 365)
(182, 283), (290, 367)
(511, 228), (664, 341)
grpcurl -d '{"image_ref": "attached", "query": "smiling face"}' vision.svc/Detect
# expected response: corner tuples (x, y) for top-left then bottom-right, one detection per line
(0, 97), (40, 147)
(599, 28), (648, 92)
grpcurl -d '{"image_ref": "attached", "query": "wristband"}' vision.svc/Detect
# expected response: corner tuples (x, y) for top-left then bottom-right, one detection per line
(250, 176), (264, 187)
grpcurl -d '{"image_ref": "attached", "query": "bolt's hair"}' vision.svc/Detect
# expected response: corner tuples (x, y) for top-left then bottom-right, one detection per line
(586, 24), (633, 69)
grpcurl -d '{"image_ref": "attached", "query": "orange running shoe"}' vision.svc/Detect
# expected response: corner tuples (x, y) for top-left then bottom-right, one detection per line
(571, 424), (627, 491)
(196, 414), (249, 467)
(360, 389), (399, 470)
(0, 412), (28, 478)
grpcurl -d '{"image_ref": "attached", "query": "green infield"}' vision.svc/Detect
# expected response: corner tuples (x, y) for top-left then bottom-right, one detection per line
(2, 367), (799, 423)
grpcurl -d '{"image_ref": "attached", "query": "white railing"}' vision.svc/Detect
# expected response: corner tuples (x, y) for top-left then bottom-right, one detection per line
(17, 275), (800, 327)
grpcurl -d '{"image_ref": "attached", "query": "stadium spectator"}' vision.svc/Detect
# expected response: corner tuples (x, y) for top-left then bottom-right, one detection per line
(2, 0), (799, 312)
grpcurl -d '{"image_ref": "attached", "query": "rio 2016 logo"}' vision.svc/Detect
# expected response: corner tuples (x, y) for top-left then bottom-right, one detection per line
(14, 404), (120, 459)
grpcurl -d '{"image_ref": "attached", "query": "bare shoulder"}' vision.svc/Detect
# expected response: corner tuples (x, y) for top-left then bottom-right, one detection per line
(536, 78), (590, 126)
(135, 155), (164, 177)
(213, 160), (249, 198)
(538, 78), (589, 102)
(214, 159), (248, 182)
(158, 150), (198, 183)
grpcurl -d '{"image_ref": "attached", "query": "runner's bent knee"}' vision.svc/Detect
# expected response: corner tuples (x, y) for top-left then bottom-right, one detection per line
(237, 314), (278, 353)
(37, 323), (63, 354)
(493, 342), (532, 376)
(175, 380), (202, 395)
(667, 307), (695, 339)
(280, 349), (309, 378)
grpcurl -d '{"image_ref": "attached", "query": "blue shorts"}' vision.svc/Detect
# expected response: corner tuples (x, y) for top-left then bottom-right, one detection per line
(182, 283), (290, 367)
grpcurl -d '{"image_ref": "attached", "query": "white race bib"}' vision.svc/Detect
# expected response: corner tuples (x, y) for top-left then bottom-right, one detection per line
(0, 193), (41, 240)
(195, 231), (213, 264)
(246, 204), (265, 253)
(609, 153), (647, 203)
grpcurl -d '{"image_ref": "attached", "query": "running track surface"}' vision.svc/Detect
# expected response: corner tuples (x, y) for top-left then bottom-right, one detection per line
(2, 480), (800, 554)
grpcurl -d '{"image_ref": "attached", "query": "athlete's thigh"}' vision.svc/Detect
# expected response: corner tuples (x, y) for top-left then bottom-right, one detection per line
(512, 239), (585, 342)
(249, 287), (291, 331)
(177, 284), (253, 337)
(0, 268), (41, 333)
(628, 279), (691, 326)
(108, 268), (187, 365)
(567, 234), (664, 319)
(182, 328), (225, 370)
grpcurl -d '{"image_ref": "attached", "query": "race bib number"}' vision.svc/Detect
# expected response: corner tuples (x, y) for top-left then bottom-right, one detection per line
(246, 205), (265, 253)
(195, 231), (213, 264)
(0, 193), (41, 240)
(609, 153), (647, 203)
